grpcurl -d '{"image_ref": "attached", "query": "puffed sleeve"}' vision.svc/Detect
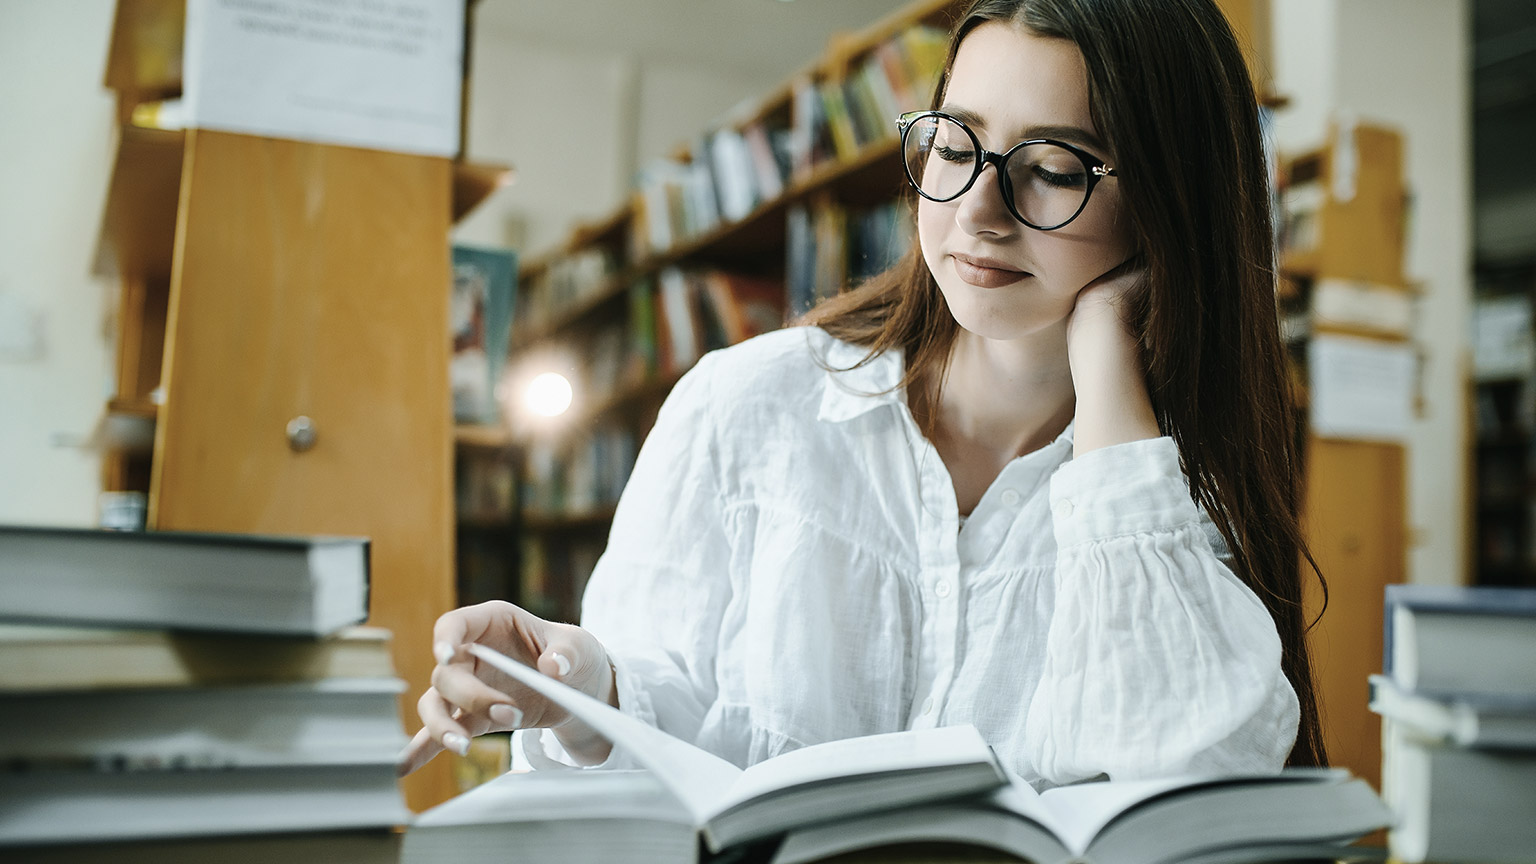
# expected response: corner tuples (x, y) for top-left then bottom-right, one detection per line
(519, 351), (734, 770)
(1023, 436), (1299, 783)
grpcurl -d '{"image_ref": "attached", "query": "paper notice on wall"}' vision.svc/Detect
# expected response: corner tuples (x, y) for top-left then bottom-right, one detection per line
(1308, 334), (1416, 442)
(183, 0), (463, 157)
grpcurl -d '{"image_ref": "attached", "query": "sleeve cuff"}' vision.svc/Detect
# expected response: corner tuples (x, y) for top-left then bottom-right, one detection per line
(1049, 436), (1204, 548)
(514, 652), (652, 771)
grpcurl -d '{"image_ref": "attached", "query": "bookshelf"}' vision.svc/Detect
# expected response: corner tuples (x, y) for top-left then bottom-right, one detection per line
(1471, 258), (1536, 587)
(1277, 121), (1414, 791)
(93, 0), (509, 811)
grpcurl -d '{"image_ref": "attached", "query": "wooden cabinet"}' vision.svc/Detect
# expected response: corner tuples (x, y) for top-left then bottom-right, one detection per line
(95, 0), (507, 811)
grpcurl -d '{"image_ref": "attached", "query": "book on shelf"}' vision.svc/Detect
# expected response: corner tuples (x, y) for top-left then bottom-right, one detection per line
(1384, 583), (1536, 699)
(450, 244), (518, 424)
(409, 645), (1388, 864)
(1381, 717), (1536, 864)
(0, 623), (394, 691)
(786, 202), (818, 317)
(701, 270), (787, 345)
(788, 75), (833, 178)
(706, 127), (759, 223)
(627, 279), (660, 382)
(656, 266), (702, 373)
(818, 77), (862, 162)
(741, 120), (787, 202)
(0, 525), (370, 637)
(458, 645), (1007, 853)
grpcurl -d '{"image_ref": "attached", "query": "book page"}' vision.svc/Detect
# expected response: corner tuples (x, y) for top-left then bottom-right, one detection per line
(1032, 770), (1348, 854)
(467, 645), (740, 823)
(722, 725), (992, 811)
(415, 769), (693, 828)
(1034, 776), (1201, 853)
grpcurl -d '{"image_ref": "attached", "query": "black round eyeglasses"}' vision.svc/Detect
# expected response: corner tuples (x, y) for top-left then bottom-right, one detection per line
(896, 110), (1118, 231)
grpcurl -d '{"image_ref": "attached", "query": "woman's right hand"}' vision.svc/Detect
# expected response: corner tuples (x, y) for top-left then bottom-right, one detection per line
(397, 600), (618, 777)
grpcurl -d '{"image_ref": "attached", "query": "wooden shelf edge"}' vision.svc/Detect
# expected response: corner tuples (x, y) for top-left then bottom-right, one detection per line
(108, 396), (159, 420)
(455, 423), (513, 449)
(452, 159), (514, 224)
(522, 507), (617, 532)
(95, 124), (186, 282)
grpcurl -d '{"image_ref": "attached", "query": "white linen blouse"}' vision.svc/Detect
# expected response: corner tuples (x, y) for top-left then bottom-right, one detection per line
(519, 326), (1299, 789)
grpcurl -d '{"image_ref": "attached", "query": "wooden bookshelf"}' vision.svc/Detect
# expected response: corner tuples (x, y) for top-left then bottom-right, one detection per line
(454, 423), (515, 450)
(91, 0), (513, 812)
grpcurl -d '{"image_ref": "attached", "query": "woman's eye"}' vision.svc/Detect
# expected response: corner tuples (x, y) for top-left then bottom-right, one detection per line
(1032, 166), (1087, 188)
(934, 145), (975, 164)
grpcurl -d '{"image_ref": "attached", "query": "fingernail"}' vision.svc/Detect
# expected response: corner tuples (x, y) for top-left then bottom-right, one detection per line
(442, 732), (471, 756)
(488, 704), (524, 728)
(434, 642), (454, 666)
(551, 652), (572, 677)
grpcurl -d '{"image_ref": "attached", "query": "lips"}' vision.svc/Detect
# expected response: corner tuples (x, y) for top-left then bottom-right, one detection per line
(950, 253), (1030, 289)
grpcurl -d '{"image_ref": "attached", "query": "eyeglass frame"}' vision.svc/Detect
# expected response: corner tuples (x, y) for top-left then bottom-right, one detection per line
(895, 110), (1118, 231)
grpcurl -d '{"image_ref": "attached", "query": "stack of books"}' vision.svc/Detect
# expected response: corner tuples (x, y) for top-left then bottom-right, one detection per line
(1371, 583), (1536, 863)
(0, 525), (410, 861)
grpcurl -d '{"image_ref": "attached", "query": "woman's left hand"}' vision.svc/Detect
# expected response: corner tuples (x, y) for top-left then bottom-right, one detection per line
(1065, 259), (1160, 457)
(1065, 257), (1143, 359)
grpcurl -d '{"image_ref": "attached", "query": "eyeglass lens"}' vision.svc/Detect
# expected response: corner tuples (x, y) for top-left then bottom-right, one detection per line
(902, 114), (1094, 229)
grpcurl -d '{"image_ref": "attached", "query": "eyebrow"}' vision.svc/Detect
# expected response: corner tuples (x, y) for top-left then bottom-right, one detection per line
(939, 105), (1110, 157)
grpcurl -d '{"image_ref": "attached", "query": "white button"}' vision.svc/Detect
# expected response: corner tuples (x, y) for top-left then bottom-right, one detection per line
(934, 579), (952, 599)
(1000, 488), (1022, 507)
(1053, 498), (1074, 518)
(921, 697), (935, 715)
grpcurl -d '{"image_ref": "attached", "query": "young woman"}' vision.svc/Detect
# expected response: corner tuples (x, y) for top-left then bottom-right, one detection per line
(402, 0), (1327, 788)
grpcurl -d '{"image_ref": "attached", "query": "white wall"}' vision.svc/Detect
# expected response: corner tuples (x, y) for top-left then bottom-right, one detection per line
(448, 10), (878, 253)
(0, 0), (118, 526)
(453, 19), (836, 255)
(1272, 0), (1474, 585)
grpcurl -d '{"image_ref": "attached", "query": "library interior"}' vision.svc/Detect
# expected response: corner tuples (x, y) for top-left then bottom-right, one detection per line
(2, 0), (1535, 862)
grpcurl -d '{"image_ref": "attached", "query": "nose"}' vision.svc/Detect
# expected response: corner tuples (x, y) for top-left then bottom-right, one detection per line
(953, 161), (1017, 238)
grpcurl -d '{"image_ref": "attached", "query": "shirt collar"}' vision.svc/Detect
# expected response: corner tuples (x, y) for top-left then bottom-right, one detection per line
(815, 337), (905, 424)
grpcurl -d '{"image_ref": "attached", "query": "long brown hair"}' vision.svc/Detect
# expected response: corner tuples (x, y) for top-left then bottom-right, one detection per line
(802, 0), (1328, 768)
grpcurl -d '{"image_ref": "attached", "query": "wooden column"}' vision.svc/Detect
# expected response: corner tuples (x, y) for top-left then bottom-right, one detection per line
(1302, 438), (1407, 789)
(150, 129), (458, 809)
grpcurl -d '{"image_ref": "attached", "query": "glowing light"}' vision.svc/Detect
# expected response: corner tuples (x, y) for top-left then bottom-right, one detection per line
(525, 372), (573, 417)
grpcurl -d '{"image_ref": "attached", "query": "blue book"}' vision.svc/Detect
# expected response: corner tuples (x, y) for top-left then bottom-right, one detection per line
(1384, 584), (1536, 699)
(450, 245), (518, 424)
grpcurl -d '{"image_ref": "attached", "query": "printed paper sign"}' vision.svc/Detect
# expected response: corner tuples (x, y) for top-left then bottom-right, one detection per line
(183, 0), (463, 157)
(1308, 334), (1416, 442)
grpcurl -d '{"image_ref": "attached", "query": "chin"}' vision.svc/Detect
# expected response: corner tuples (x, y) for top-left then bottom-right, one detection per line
(945, 295), (1056, 342)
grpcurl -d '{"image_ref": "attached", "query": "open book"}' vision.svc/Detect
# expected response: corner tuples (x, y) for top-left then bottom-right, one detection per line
(772, 768), (1392, 864)
(461, 645), (1007, 852)
(432, 646), (1391, 864)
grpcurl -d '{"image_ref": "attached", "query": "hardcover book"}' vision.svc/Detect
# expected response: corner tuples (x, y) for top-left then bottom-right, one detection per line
(0, 526), (370, 637)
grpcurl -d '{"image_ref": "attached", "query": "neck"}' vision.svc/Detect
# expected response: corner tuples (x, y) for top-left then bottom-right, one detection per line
(922, 326), (1076, 460)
